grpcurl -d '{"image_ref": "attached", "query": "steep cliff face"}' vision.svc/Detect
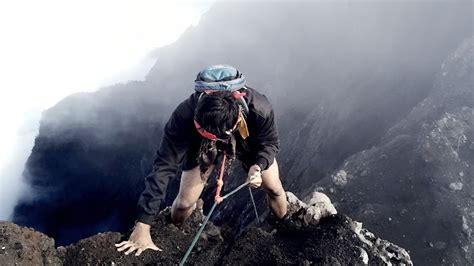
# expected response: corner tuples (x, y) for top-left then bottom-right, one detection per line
(11, 1), (472, 264)
(13, 83), (168, 245)
(312, 38), (474, 265)
(2, 193), (413, 265)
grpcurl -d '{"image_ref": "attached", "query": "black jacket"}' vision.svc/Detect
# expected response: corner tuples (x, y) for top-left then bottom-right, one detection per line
(137, 87), (279, 225)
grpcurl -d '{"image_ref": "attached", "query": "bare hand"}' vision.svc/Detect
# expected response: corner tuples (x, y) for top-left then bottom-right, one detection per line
(115, 222), (162, 256)
(247, 164), (262, 188)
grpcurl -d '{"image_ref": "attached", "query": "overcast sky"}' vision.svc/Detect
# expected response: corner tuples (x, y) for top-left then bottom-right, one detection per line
(0, 0), (215, 219)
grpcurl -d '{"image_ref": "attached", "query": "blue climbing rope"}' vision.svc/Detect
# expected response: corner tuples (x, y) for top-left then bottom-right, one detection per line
(248, 186), (260, 225)
(179, 180), (252, 266)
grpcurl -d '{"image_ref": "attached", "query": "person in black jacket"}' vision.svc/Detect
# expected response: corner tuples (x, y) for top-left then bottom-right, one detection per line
(116, 65), (287, 256)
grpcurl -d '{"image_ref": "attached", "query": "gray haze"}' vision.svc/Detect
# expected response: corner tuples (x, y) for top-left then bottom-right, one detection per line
(0, 124), (35, 219)
(0, 1), (211, 221)
(0, 54), (157, 220)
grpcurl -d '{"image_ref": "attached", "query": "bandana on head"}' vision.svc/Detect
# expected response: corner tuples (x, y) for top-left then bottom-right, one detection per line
(194, 64), (246, 92)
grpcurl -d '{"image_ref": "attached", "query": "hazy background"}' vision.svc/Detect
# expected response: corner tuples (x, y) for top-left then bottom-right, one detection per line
(0, 0), (214, 219)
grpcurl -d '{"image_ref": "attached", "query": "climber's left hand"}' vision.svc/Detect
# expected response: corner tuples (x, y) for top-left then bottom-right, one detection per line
(247, 164), (262, 188)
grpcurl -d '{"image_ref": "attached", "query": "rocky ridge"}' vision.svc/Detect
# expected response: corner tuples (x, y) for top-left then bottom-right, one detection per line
(0, 221), (60, 265)
(1, 192), (412, 265)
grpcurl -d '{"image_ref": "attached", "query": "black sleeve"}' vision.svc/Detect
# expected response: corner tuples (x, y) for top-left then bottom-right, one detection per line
(253, 106), (280, 171)
(137, 100), (193, 225)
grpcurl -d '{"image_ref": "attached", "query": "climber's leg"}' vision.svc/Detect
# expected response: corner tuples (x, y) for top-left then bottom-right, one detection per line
(261, 159), (287, 219)
(171, 166), (211, 224)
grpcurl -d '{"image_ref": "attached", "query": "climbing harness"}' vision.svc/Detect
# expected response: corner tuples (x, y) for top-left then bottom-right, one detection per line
(179, 153), (260, 266)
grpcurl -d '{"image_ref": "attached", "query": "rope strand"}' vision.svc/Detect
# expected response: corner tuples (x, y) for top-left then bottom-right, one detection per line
(179, 180), (250, 266)
(248, 187), (260, 225)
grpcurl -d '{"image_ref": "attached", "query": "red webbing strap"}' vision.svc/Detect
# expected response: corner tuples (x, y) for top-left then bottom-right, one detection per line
(232, 91), (247, 99)
(214, 153), (227, 204)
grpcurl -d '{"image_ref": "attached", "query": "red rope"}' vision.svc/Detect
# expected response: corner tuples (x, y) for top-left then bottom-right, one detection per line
(214, 153), (227, 204)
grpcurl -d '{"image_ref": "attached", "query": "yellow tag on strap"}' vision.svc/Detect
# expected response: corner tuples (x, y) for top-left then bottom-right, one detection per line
(238, 114), (250, 139)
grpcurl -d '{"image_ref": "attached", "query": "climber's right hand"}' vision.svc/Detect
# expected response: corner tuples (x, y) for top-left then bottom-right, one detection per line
(115, 222), (162, 256)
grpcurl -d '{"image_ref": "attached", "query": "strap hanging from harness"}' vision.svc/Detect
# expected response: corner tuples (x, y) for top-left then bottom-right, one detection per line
(214, 153), (227, 204)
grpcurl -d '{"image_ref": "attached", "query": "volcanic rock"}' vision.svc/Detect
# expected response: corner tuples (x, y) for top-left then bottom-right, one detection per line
(0, 221), (60, 265)
(1, 192), (412, 265)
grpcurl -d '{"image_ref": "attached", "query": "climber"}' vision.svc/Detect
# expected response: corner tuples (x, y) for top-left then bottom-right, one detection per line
(115, 64), (287, 256)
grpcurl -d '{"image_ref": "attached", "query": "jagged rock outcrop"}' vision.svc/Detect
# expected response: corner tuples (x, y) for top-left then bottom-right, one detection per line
(312, 37), (474, 265)
(2, 193), (412, 265)
(0, 221), (61, 265)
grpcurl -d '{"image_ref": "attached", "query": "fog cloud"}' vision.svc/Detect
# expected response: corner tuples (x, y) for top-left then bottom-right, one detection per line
(0, 0), (213, 220)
